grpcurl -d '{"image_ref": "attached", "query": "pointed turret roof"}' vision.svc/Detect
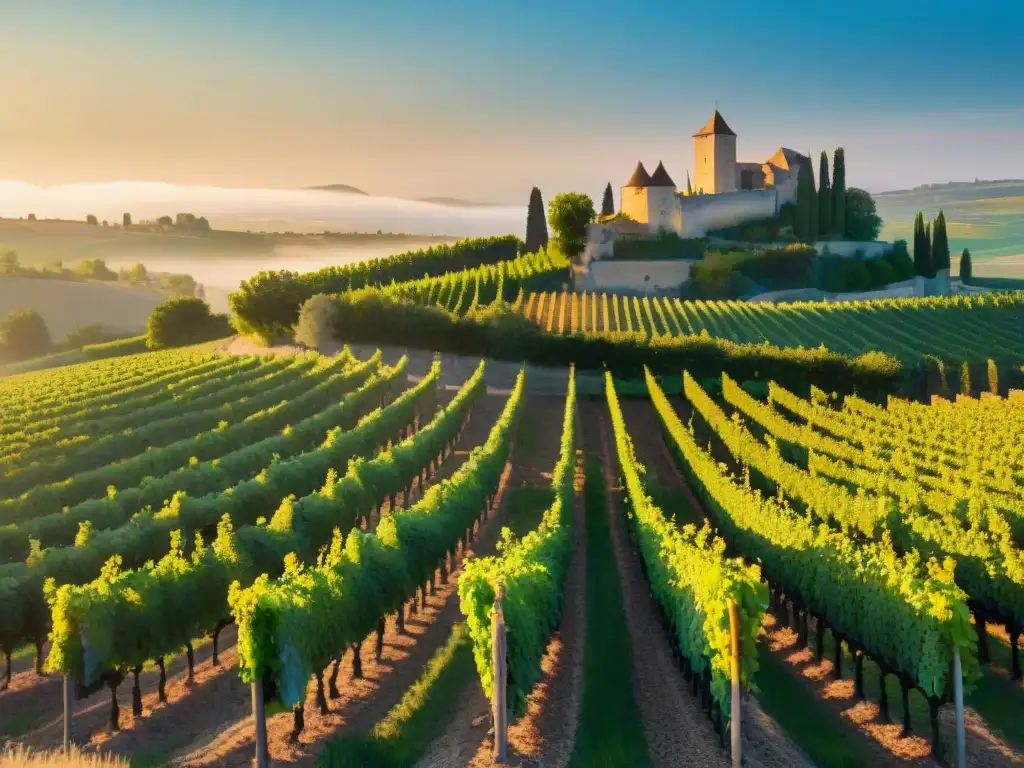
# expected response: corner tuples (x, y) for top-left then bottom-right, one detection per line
(624, 161), (653, 188)
(649, 161), (676, 188)
(693, 110), (736, 137)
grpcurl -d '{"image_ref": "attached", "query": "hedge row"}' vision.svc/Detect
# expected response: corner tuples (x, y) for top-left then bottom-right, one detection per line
(327, 290), (904, 398)
(230, 235), (522, 342)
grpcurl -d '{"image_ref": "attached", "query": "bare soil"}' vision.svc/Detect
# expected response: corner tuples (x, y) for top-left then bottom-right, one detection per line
(417, 396), (586, 768)
(614, 398), (813, 768)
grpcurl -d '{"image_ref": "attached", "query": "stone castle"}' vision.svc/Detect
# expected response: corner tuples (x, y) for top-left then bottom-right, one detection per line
(616, 110), (809, 238)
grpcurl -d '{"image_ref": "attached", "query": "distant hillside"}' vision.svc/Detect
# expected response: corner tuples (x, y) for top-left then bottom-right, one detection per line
(417, 196), (502, 208)
(305, 184), (368, 195)
(874, 180), (1024, 267)
(0, 276), (163, 337)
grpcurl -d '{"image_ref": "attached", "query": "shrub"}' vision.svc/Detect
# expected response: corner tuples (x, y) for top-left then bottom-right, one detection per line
(884, 241), (914, 281)
(146, 296), (233, 349)
(327, 290), (902, 397)
(612, 232), (707, 261)
(294, 294), (336, 349)
(74, 259), (117, 281)
(866, 257), (897, 288)
(0, 309), (52, 361)
(230, 235), (521, 343)
(57, 324), (115, 351)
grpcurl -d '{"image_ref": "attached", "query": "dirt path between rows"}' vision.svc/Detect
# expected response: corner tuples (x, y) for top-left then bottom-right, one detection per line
(416, 395), (586, 768)
(165, 393), (516, 768)
(3, 386), (492, 762)
(635, 393), (1022, 767)
(609, 398), (814, 768)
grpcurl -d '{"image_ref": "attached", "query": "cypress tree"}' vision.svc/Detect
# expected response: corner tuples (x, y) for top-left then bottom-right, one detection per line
(917, 214), (933, 276)
(931, 211), (950, 272)
(524, 187), (549, 253)
(817, 151), (832, 238)
(832, 147), (846, 236)
(600, 183), (615, 217)
(808, 156), (819, 241)
(960, 361), (972, 398)
(795, 161), (814, 241)
(686, 172), (693, 196)
(960, 248), (973, 282)
(925, 221), (933, 278)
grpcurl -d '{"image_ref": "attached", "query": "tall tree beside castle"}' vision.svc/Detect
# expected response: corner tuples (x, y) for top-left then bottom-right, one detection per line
(931, 211), (951, 273)
(808, 156), (819, 241)
(795, 161), (815, 241)
(959, 248), (972, 282)
(832, 147), (846, 236)
(924, 221), (933, 277)
(817, 151), (832, 237)
(600, 183), (615, 217)
(524, 187), (549, 253)
(686, 172), (693, 196)
(913, 211), (928, 276)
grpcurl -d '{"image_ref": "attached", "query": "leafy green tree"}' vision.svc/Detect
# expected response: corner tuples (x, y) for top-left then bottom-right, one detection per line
(123, 212), (132, 228)
(547, 192), (595, 260)
(987, 359), (999, 395)
(123, 263), (148, 283)
(867, 256), (896, 288)
(0, 251), (18, 272)
(75, 259), (117, 281)
(831, 147), (846, 236)
(817, 151), (832, 237)
(794, 161), (814, 241)
(0, 309), (52, 360)
(884, 240), (914, 281)
(600, 183), (615, 217)
(843, 188), (882, 242)
(931, 211), (951, 272)
(86, 214), (98, 226)
(959, 248), (972, 282)
(525, 187), (549, 253)
(156, 215), (173, 227)
(146, 296), (231, 349)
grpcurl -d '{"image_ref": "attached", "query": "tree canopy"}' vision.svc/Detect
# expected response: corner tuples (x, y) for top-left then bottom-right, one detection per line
(525, 187), (549, 254)
(600, 183), (615, 217)
(843, 188), (882, 242)
(959, 248), (972, 282)
(547, 192), (595, 259)
(0, 309), (52, 361)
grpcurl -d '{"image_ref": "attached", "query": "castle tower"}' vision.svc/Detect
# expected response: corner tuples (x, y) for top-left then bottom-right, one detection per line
(693, 110), (737, 195)
(647, 161), (678, 232)
(620, 161), (652, 224)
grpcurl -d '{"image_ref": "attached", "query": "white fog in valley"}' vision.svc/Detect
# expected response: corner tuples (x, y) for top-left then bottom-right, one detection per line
(0, 181), (529, 311)
(0, 181), (526, 237)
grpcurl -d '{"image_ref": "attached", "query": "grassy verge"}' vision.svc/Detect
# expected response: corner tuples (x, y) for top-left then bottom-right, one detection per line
(318, 624), (477, 767)
(566, 454), (650, 768)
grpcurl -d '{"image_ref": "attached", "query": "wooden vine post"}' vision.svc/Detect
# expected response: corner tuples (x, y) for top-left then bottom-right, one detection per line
(953, 647), (966, 768)
(729, 600), (741, 768)
(63, 675), (72, 749)
(252, 678), (269, 768)
(492, 583), (509, 764)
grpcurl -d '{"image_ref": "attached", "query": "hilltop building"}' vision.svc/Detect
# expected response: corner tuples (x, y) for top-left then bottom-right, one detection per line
(615, 110), (809, 238)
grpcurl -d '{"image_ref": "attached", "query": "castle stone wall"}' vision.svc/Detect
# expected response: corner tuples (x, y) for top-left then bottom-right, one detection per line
(678, 187), (777, 237)
(581, 259), (693, 293)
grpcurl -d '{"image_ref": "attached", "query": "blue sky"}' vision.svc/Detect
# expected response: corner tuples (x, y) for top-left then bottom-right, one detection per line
(1, 0), (1021, 202)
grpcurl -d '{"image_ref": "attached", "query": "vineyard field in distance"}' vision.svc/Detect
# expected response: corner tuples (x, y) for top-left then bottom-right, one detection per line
(509, 289), (1024, 363)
